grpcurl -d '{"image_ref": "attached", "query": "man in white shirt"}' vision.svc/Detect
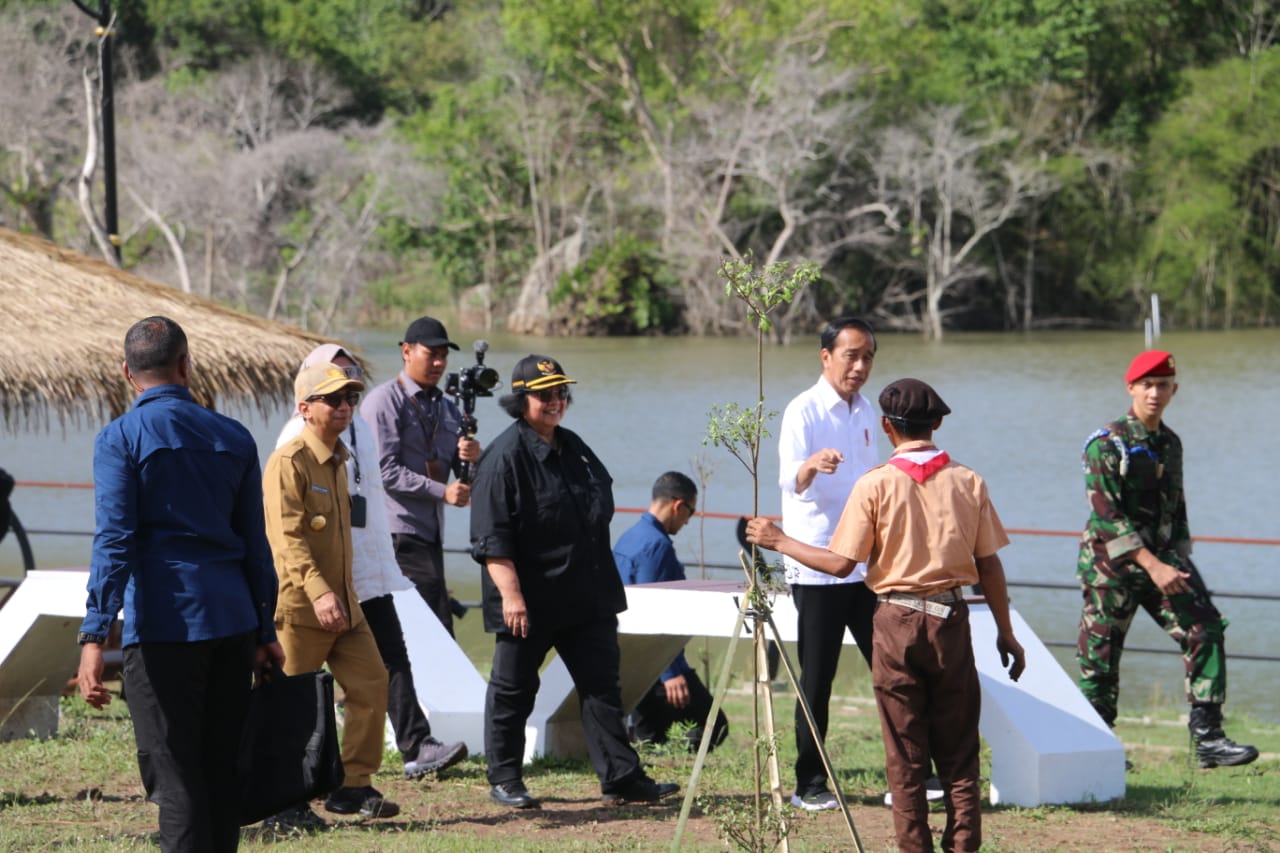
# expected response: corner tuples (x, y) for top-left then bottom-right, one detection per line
(777, 317), (880, 811)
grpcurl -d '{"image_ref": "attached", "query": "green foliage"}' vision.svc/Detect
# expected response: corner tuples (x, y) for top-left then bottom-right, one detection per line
(704, 402), (776, 481)
(138, 0), (271, 67)
(549, 236), (679, 334)
(927, 0), (1101, 92)
(720, 257), (821, 336)
(705, 256), (816, 535)
(1135, 49), (1280, 327)
(1082, 0), (1238, 147)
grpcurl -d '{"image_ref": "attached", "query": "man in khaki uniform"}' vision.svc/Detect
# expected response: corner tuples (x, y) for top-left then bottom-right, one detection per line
(263, 363), (397, 827)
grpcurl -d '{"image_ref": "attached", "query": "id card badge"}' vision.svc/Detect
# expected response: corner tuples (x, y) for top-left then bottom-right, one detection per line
(349, 493), (367, 528)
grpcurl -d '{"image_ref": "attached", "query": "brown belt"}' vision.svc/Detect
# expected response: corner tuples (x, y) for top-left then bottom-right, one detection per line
(877, 587), (963, 618)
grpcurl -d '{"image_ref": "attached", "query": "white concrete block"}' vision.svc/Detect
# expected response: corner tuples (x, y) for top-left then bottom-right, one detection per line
(392, 587), (489, 756)
(969, 604), (1126, 805)
(0, 570), (90, 741)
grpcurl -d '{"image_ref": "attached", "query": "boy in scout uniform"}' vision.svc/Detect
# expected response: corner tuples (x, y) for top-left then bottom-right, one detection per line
(1076, 350), (1257, 768)
(263, 363), (398, 826)
(747, 378), (1026, 853)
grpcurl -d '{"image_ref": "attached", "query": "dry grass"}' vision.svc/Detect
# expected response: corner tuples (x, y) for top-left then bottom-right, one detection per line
(0, 227), (359, 431)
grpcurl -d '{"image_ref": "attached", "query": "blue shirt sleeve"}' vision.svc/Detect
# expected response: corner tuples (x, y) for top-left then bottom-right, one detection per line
(231, 448), (278, 645)
(613, 514), (693, 680)
(81, 426), (135, 638)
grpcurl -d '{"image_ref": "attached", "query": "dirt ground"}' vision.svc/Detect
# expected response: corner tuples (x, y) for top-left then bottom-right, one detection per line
(53, 763), (1244, 853)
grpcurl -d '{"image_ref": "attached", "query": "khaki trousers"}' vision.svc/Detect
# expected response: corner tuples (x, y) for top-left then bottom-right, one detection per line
(277, 620), (389, 788)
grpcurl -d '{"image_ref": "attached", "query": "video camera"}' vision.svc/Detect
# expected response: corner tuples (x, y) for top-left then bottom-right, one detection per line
(445, 340), (500, 483)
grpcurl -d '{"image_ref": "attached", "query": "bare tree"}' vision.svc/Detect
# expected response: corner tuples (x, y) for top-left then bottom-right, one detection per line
(670, 57), (898, 339)
(870, 106), (1056, 338)
(113, 53), (444, 331)
(0, 5), (95, 240)
(77, 69), (116, 264)
(500, 58), (608, 334)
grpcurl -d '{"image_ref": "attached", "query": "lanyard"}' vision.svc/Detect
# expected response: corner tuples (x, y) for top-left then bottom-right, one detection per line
(347, 422), (361, 492)
(396, 375), (442, 464)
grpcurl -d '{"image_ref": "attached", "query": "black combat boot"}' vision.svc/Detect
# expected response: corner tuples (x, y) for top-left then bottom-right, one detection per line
(1188, 704), (1259, 769)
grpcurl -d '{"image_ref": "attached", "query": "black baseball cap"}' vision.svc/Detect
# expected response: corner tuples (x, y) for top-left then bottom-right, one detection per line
(401, 317), (459, 350)
(510, 354), (577, 391)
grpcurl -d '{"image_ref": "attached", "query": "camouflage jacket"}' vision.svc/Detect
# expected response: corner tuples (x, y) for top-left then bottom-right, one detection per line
(1077, 411), (1192, 581)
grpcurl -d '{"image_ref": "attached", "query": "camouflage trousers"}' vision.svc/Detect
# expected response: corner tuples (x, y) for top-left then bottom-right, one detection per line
(1076, 556), (1227, 726)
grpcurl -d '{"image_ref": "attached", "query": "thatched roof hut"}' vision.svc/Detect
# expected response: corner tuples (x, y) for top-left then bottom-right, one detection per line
(0, 228), (356, 431)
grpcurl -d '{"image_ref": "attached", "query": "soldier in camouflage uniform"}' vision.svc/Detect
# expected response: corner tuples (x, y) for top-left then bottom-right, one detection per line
(1077, 350), (1257, 768)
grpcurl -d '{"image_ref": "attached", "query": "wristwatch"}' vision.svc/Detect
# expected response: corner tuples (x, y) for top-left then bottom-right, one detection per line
(77, 632), (107, 646)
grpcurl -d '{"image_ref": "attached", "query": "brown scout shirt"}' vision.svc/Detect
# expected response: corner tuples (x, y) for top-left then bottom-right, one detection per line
(827, 441), (1009, 596)
(263, 426), (364, 628)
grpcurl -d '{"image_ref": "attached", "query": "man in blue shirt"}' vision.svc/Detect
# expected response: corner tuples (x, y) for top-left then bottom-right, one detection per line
(613, 471), (728, 752)
(77, 316), (283, 852)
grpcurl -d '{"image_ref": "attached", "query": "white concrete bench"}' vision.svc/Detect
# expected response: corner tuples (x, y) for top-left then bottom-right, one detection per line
(392, 587), (488, 756)
(0, 571), (493, 760)
(0, 570), (87, 741)
(2, 573), (1126, 806)
(595, 579), (1123, 807)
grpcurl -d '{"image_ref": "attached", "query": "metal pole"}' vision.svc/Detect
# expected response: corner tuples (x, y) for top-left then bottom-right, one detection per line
(99, 0), (120, 263)
(72, 0), (121, 264)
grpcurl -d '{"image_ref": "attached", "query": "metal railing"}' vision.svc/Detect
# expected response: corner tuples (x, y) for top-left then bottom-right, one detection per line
(4, 482), (1278, 666)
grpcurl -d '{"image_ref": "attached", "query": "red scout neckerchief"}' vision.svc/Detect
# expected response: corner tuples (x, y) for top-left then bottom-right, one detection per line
(887, 445), (951, 484)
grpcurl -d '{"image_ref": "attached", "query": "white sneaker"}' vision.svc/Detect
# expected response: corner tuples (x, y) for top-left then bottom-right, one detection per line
(884, 775), (945, 806)
(790, 789), (839, 811)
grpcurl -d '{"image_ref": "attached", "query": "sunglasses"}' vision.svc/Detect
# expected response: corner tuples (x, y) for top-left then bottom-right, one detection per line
(532, 386), (571, 402)
(308, 391), (360, 408)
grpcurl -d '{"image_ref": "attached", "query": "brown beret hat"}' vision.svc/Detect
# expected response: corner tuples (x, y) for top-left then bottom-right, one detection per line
(879, 378), (951, 424)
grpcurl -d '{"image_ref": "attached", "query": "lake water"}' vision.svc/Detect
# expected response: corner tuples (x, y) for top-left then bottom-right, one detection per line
(4, 328), (1279, 723)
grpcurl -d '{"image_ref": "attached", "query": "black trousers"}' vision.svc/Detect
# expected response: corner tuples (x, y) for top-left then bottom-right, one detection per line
(791, 581), (876, 794)
(361, 593), (432, 759)
(632, 666), (729, 753)
(485, 614), (641, 792)
(122, 631), (256, 853)
(392, 533), (453, 637)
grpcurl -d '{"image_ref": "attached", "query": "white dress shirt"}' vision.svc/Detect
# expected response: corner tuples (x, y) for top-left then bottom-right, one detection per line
(778, 377), (879, 585)
(276, 414), (412, 602)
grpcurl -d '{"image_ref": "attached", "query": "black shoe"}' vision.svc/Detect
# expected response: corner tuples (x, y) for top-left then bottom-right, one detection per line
(602, 776), (680, 805)
(1196, 734), (1260, 768)
(1189, 704), (1260, 769)
(323, 785), (400, 818)
(262, 804), (328, 832)
(405, 737), (468, 779)
(490, 780), (539, 809)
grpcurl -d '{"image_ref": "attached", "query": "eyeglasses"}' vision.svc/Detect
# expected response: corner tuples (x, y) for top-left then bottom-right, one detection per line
(532, 386), (570, 402)
(338, 364), (363, 380)
(308, 391), (360, 408)
(681, 501), (697, 518)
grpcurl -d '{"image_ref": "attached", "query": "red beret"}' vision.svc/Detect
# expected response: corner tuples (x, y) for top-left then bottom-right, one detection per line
(1125, 350), (1176, 383)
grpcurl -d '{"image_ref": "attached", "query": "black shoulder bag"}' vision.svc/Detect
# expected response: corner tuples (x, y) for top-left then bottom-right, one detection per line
(237, 666), (344, 825)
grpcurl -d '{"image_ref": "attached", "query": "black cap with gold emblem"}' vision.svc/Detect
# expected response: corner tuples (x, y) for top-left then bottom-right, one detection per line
(510, 354), (577, 392)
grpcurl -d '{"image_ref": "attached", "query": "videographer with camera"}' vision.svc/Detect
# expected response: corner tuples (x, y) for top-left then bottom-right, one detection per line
(361, 317), (487, 637)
